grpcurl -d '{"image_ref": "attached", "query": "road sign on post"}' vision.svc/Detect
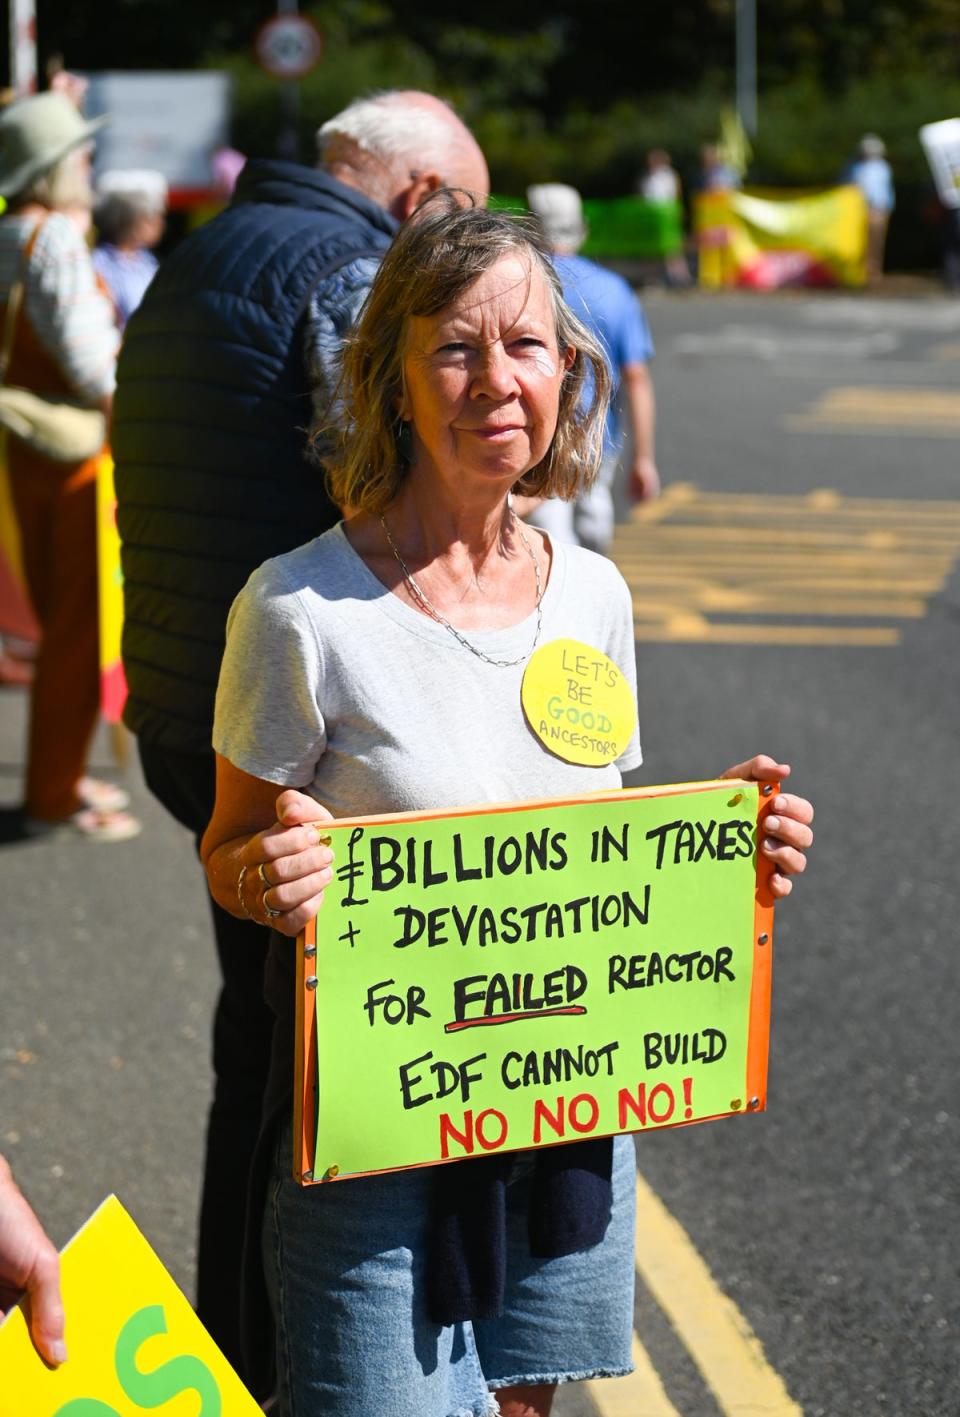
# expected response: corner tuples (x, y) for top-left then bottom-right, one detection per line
(9, 0), (37, 94)
(254, 13), (323, 80)
(82, 71), (232, 208)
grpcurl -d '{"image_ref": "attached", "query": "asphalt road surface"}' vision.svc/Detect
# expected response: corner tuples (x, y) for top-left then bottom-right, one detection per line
(1, 286), (958, 1416)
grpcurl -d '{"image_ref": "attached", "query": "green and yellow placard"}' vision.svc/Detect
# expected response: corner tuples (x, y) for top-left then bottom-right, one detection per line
(0, 1195), (261, 1416)
(295, 779), (777, 1184)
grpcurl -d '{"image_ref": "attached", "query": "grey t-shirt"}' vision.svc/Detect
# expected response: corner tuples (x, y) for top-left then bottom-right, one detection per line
(213, 522), (642, 813)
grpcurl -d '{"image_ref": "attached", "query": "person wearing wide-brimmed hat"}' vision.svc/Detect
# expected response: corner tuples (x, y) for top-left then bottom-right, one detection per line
(0, 92), (139, 841)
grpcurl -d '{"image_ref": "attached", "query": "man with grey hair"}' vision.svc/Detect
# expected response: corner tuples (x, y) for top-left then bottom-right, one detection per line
(112, 90), (487, 1383)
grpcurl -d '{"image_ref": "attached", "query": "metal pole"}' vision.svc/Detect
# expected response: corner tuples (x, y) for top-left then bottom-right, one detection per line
(736, 0), (758, 137)
(277, 0), (300, 161)
(10, 0), (38, 94)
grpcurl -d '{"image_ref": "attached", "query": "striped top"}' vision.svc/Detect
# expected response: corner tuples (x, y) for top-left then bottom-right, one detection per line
(0, 212), (119, 402)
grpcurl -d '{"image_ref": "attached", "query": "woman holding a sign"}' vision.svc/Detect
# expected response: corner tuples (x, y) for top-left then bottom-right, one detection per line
(202, 198), (813, 1417)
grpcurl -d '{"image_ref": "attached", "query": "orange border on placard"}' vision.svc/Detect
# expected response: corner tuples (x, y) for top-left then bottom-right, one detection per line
(295, 913), (319, 1186)
(746, 783), (779, 1115)
(294, 777), (775, 1185)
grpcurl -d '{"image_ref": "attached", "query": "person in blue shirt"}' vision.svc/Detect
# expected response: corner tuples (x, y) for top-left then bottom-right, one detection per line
(846, 135), (895, 284)
(92, 169), (166, 329)
(523, 183), (660, 553)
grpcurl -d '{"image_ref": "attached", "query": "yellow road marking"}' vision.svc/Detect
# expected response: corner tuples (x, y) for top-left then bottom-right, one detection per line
(633, 592), (925, 618)
(787, 420), (960, 438)
(619, 563), (949, 587)
(613, 486), (960, 646)
(651, 483), (960, 515)
(622, 524), (958, 547)
(808, 389), (960, 414)
(586, 1334), (683, 1417)
(633, 621), (901, 646)
(650, 485), (960, 519)
(787, 386), (960, 434)
(631, 1172), (803, 1417)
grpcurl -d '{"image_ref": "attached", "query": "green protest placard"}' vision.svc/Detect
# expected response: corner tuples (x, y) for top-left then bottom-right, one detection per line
(295, 779), (775, 1183)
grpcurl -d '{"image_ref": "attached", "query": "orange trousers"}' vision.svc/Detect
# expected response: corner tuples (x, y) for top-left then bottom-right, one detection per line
(7, 442), (101, 821)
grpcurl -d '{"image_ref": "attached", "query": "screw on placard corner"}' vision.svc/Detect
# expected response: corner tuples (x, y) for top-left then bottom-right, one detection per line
(762, 784), (774, 796)
(305, 975), (318, 991)
(302, 1169), (314, 1182)
(324, 1164), (340, 1181)
(758, 933), (769, 946)
(748, 1097), (761, 1110)
(304, 943), (317, 958)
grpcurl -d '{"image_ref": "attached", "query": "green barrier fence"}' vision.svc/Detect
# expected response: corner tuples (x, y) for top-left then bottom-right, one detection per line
(489, 194), (684, 260)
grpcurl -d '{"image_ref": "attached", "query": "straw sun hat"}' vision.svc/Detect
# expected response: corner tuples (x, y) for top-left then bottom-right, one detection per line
(0, 92), (108, 199)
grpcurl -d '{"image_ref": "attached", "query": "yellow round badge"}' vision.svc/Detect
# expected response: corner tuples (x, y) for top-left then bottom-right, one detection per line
(521, 637), (637, 767)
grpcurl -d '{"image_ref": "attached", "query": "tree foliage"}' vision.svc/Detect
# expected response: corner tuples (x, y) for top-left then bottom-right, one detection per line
(8, 0), (960, 210)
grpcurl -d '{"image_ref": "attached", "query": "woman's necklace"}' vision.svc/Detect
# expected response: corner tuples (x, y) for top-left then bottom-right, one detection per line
(379, 506), (543, 668)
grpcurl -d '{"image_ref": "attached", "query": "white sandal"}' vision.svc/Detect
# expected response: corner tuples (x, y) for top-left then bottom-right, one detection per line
(77, 776), (131, 813)
(25, 807), (142, 843)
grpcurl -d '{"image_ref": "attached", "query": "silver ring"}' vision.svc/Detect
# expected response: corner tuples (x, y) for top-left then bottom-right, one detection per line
(262, 890), (282, 921)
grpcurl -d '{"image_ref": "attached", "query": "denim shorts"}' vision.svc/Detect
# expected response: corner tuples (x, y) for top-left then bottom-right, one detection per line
(262, 1126), (637, 1417)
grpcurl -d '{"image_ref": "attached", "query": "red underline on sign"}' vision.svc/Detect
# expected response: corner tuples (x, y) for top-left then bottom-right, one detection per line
(444, 1007), (588, 1034)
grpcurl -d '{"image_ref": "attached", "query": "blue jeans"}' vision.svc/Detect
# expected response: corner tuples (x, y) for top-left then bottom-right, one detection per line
(263, 1129), (637, 1417)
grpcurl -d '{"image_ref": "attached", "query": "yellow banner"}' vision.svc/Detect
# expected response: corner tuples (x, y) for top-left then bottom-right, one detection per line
(96, 454), (127, 723)
(0, 446), (125, 702)
(0, 433), (39, 644)
(695, 185), (868, 289)
(0, 1195), (261, 1416)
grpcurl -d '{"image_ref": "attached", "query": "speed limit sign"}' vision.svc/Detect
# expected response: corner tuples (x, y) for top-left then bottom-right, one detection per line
(255, 14), (323, 79)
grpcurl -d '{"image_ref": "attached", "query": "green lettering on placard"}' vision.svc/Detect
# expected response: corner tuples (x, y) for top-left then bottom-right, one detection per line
(54, 1402), (120, 1416)
(116, 1305), (221, 1414)
(53, 1305), (222, 1416)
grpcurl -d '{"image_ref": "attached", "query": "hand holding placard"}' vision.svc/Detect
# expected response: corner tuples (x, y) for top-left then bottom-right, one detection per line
(223, 787), (335, 933)
(0, 1197), (262, 1417)
(0, 1155), (65, 1366)
(719, 755), (815, 898)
